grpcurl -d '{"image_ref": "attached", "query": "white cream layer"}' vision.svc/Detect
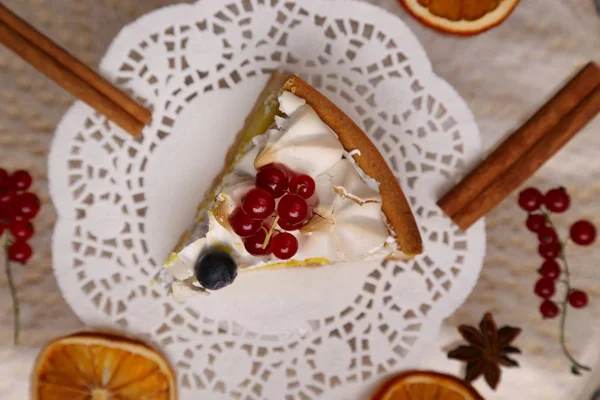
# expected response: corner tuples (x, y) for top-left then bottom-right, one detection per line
(164, 91), (397, 302)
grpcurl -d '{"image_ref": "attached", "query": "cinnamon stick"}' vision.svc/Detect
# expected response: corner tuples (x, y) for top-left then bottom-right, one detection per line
(438, 62), (600, 219)
(452, 85), (600, 230)
(0, 21), (145, 137)
(0, 4), (151, 127)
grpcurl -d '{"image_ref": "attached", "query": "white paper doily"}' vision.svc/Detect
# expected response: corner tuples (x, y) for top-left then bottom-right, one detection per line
(48, 1), (485, 398)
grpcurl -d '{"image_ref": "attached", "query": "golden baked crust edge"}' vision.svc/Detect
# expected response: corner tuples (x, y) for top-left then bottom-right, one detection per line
(283, 75), (423, 256)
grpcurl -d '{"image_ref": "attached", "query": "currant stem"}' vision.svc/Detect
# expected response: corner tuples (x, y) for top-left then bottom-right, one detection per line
(542, 210), (591, 372)
(2, 235), (20, 345)
(262, 215), (279, 249)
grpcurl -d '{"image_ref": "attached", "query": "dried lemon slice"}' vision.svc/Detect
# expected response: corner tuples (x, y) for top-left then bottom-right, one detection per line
(32, 332), (176, 400)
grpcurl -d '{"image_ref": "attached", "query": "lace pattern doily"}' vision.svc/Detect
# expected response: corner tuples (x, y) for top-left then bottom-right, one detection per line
(49, 1), (485, 398)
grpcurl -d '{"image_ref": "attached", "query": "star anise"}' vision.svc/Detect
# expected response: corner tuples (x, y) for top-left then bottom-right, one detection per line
(447, 312), (521, 390)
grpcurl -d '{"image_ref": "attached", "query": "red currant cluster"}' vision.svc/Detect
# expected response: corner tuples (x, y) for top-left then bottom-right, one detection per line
(0, 169), (40, 263)
(519, 186), (596, 374)
(519, 187), (596, 317)
(228, 164), (316, 260)
(1, 168), (40, 344)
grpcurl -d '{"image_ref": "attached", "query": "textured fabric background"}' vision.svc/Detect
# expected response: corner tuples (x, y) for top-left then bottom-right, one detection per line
(0, 0), (599, 398)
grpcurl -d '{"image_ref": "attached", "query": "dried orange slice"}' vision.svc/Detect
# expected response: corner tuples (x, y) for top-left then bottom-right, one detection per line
(31, 332), (177, 400)
(371, 370), (483, 400)
(399, 0), (520, 36)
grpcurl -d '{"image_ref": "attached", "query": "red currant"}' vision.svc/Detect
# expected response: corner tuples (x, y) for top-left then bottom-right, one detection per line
(8, 170), (32, 192)
(534, 277), (555, 299)
(9, 219), (34, 240)
(518, 187), (543, 212)
(243, 228), (272, 256)
(0, 204), (17, 223)
(526, 214), (546, 233)
(228, 207), (262, 237)
(540, 300), (559, 319)
(271, 232), (299, 260)
(538, 259), (560, 280)
(568, 290), (588, 308)
(570, 220), (596, 246)
(256, 164), (289, 198)
(0, 186), (15, 205)
(0, 169), (7, 185)
(538, 242), (561, 259)
(544, 187), (570, 213)
(289, 174), (316, 199)
(8, 240), (32, 263)
(537, 226), (558, 245)
(13, 192), (41, 219)
(0, 221), (5, 236)
(242, 188), (275, 220)
(277, 194), (309, 225)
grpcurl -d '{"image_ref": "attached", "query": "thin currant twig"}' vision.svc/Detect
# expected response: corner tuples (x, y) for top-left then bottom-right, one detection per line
(542, 210), (590, 373)
(2, 233), (20, 345)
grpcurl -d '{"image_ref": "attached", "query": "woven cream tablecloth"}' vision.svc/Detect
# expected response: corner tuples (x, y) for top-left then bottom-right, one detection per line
(1, 0), (599, 399)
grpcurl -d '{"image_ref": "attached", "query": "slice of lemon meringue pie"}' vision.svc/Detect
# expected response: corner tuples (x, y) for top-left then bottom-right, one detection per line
(164, 72), (423, 302)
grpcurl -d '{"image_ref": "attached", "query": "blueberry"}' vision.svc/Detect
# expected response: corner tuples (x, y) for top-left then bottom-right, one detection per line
(194, 250), (237, 290)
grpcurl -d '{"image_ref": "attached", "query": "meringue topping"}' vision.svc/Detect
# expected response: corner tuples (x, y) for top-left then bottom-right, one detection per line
(254, 99), (345, 176)
(310, 158), (391, 260)
(165, 91), (398, 302)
